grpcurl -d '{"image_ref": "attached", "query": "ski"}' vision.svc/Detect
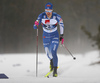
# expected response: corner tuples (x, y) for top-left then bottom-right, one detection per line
(44, 70), (53, 78)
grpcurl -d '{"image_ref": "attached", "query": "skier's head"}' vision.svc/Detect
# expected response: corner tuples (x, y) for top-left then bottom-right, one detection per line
(45, 2), (53, 10)
(45, 2), (53, 18)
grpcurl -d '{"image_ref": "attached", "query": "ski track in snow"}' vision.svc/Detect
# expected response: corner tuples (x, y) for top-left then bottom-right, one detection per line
(0, 51), (100, 83)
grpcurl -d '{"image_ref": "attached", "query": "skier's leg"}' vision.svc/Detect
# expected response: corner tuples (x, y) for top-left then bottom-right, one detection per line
(51, 38), (59, 67)
(45, 45), (53, 71)
(51, 37), (59, 77)
(43, 38), (54, 71)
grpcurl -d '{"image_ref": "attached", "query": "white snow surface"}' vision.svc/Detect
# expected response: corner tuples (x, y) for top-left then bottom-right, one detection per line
(0, 51), (100, 83)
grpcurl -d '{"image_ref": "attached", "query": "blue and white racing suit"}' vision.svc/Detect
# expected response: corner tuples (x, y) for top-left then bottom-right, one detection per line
(34, 12), (64, 67)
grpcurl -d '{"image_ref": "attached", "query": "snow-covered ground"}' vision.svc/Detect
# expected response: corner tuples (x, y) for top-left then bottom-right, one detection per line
(0, 51), (100, 83)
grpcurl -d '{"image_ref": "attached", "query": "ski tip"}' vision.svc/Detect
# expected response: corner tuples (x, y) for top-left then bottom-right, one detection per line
(47, 76), (49, 78)
(45, 75), (50, 78)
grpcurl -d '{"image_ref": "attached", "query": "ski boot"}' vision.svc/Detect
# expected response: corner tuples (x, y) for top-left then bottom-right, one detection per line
(53, 67), (57, 77)
(50, 59), (53, 71)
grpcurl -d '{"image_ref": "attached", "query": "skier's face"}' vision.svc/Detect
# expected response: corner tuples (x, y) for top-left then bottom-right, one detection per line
(45, 9), (53, 18)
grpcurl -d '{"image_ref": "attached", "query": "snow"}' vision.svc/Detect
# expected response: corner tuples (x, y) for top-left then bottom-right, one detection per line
(0, 51), (100, 83)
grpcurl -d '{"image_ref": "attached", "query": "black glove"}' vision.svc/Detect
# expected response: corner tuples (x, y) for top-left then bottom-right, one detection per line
(60, 34), (64, 41)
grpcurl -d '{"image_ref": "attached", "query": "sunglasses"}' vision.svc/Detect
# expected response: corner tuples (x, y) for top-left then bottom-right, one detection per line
(45, 10), (53, 12)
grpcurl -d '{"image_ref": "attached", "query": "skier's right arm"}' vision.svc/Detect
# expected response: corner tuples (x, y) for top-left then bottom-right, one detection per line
(33, 13), (42, 29)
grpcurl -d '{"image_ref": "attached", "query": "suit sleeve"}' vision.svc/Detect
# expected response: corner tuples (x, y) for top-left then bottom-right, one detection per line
(56, 14), (64, 35)
(36, 13), (43, 25)
(33, 13), (42, 29)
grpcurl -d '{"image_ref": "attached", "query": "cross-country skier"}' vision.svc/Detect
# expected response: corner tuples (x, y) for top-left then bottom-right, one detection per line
(33, 2), (64, 77)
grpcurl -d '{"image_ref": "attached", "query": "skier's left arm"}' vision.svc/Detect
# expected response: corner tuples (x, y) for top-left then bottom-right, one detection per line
(57, 14), (64, 44)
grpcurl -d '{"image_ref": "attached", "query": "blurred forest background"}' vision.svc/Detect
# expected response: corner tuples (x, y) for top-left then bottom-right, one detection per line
(0, 0), (100, 54)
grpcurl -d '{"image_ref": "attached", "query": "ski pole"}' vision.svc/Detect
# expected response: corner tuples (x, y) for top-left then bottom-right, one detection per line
(62, 43), (76, 60)
(36, 28), (38, 77)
